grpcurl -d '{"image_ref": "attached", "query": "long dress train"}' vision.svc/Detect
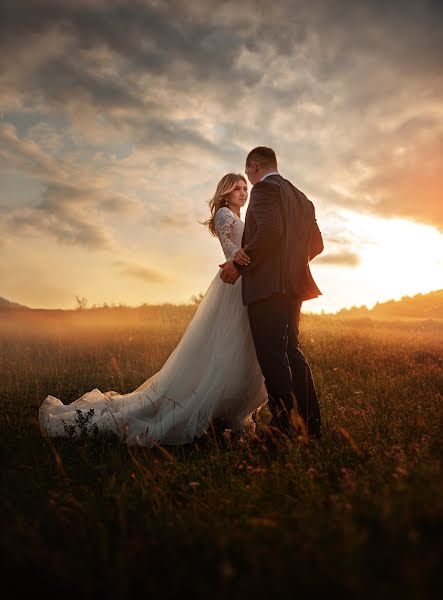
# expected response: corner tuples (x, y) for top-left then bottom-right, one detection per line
(39, 207), (268, 446)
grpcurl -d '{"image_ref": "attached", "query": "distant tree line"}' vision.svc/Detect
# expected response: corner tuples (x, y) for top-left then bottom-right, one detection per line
(336, 289), (443, 319)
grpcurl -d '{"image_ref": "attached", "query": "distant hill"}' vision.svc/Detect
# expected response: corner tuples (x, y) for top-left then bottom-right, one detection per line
(336, 289), (443, 319)
(0, 297), (29, 310)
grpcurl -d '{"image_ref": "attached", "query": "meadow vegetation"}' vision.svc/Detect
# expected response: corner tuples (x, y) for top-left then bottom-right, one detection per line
(1, 305), (441, 598)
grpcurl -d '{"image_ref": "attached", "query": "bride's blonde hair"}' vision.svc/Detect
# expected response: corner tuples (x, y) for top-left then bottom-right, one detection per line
(202, 173), (247, 236)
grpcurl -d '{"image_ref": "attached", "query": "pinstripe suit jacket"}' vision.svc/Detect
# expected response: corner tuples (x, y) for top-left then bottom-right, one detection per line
(234, 174), (323, 306)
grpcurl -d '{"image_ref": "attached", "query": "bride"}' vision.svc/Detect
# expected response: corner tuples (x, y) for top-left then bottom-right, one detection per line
(39, 173), (268, 446)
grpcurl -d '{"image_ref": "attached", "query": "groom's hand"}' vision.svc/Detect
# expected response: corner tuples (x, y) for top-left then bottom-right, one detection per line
(219, 261), (240, 284)
(233, 248), (251, 266)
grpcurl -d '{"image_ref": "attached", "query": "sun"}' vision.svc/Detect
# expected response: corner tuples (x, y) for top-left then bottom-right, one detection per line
(310, 210), (443, 314)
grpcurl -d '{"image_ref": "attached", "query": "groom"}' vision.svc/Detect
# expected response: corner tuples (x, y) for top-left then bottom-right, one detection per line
(220, 146), (324, 440)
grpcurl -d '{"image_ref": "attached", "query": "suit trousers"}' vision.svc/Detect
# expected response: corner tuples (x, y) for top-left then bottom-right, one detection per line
(247, 293), (321, 437)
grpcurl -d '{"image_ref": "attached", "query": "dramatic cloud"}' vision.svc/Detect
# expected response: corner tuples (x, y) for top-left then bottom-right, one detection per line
(315, 251), (360, 267)
(114, 260), (171, 284)
(6, 207), (115, 251)
(1, 0), (440, 227)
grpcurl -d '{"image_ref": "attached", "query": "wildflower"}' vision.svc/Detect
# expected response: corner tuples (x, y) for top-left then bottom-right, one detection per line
(393, 465), (408, 480)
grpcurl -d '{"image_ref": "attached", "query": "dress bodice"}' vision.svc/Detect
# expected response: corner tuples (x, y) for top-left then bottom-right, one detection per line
(213, 207), (244, 261)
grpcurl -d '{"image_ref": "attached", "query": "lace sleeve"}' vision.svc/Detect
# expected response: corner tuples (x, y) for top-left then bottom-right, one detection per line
(214, 207), (239, 260)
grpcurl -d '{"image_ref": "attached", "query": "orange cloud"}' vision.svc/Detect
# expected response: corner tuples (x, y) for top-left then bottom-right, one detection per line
(315, 251), (360, 267)
(114, 260), (170, 285)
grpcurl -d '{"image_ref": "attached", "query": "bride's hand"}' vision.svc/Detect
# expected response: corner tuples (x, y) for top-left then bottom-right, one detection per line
(233, 248), (250, 265)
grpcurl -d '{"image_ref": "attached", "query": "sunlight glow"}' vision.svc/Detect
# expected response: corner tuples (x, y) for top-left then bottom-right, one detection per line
(309, 210), (443, 314)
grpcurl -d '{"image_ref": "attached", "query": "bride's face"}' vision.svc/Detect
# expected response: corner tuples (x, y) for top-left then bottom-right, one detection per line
(227, 179), (248, 211)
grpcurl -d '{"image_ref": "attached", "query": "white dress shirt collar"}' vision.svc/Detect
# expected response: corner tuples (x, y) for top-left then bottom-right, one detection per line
(260, 171), (280, 181)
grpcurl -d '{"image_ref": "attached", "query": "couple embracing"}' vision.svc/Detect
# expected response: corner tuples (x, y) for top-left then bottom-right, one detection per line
(39, 146), (324, 447)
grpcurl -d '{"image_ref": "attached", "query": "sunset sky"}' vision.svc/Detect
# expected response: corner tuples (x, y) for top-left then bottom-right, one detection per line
(0, 0), (442, 313)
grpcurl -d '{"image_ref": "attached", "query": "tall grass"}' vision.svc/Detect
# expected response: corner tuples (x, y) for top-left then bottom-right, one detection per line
(1, 307), (442, 598)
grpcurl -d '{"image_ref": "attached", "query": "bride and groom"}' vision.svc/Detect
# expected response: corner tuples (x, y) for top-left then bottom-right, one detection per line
(39, 146), (324, 447)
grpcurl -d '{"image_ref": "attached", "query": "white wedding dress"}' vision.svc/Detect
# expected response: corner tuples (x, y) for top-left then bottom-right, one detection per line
(39, 207), (268, 446)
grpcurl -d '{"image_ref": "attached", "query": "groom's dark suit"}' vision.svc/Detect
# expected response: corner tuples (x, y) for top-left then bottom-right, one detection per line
(234, 173), (323, 437)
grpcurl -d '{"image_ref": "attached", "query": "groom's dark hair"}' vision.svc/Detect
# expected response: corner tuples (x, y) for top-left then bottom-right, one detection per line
(246, 146), (277, 169)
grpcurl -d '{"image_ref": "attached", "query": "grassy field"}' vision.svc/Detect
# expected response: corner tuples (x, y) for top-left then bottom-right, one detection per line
(1, 306), (442, 598)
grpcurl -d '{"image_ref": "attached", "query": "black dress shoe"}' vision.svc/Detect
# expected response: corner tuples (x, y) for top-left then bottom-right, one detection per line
(306, 428), (322, 442)
(306, 420), (322, 441)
